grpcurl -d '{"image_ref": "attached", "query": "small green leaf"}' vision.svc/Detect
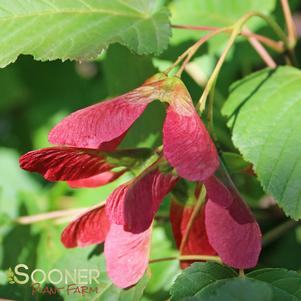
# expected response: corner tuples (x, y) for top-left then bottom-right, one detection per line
(0, 0), (171, 68)
(222, 66), (301, 219)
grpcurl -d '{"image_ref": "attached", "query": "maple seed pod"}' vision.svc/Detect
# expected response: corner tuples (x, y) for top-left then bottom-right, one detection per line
(204, 176), (262, 269)
(106, 169), (178, 234)
(48, 73), (167, 149)
(170, 198), (217, 269)
(160, 77), (219, 181)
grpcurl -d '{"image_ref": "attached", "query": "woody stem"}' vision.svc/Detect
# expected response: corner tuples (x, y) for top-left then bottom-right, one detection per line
(244, 27), (277, 68)
(16, 203), (105, 224)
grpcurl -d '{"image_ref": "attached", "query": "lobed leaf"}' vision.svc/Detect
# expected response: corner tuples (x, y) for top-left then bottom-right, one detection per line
(0, 0), (171, 67)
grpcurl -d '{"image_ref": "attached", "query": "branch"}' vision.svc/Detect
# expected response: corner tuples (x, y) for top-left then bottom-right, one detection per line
(16, 203), (105, 224)
(172, 24), (284, 53)
(198, 11), (288, 111)
(281, 0), (297, 46)
(244, 28), (277, 68)
(176, 28), (226, 76)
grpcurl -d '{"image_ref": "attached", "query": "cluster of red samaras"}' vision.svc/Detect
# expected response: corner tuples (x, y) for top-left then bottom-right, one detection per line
(19, 74), (261, 288)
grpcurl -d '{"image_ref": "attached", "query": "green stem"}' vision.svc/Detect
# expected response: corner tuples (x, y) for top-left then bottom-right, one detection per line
(206, 85), (217, 139)
(280, 0), (298, 66)
(257, 10), (297, 66)
(149, 255), (222, 264)
(149, 256), (177, 264)
(172, 24), (284, 53)
(164, 28), (227, 76)
(16, 206), (101, 224)
(179, 185), (206, 253)
(251, 12), (288, 44)
(164, 48), (191, 75)
(280, 0), (297, 47)
(179, 255), (222, 263)
(198, 11), (289, 111)
(198, 20), (242, 111)
(175, 28), (227, 77)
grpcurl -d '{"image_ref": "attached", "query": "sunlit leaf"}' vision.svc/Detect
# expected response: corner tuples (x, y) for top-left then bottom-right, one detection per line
(0, 0), (171, 68)
(223, 67), (301, 219)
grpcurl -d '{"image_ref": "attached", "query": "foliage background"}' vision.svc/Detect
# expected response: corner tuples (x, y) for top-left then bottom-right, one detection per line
(0, 0), (301, 300)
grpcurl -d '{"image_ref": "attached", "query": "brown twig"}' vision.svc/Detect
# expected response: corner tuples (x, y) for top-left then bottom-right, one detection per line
(176, 28), (226, 77)
(281, 0), (297, 46)
(164, 47), (191, 74)
(16, 203), (105, 224)
(244, 28), (277, 68)
(172, 24), (284, 52)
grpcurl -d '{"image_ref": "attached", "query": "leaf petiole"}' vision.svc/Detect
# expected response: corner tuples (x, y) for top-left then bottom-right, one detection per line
(198, 11), (289, 111)
(149, 255), (222, 264)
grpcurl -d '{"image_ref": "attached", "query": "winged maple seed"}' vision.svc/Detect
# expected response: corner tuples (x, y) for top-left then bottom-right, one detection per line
(171, 176), (261, 270)
(19, 74), (261, 288)
(61, 168), (178, 288)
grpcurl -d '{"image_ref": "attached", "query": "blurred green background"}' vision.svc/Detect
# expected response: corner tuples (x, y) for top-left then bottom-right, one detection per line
(0, 0), (301, 300)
